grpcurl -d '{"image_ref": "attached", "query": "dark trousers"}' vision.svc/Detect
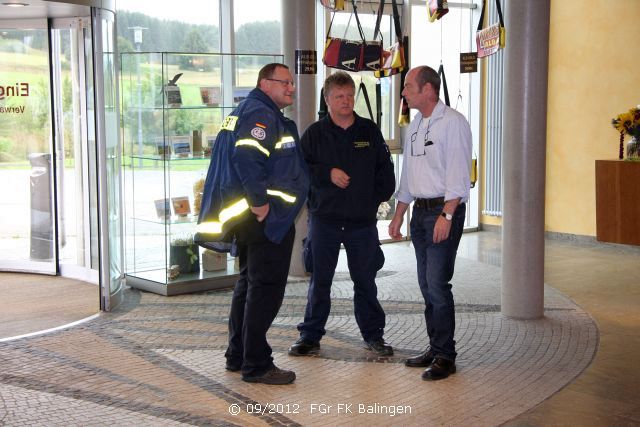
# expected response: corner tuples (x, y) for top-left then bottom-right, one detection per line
(225, 220), (295, 377)
(410, 203), (465, 361)
(297, 215), (386, 343)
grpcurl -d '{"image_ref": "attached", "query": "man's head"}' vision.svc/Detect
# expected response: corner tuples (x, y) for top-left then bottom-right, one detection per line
(256, 63), (295, 109)
(323, 71), (356, 122)
(402, 66), (440, 112)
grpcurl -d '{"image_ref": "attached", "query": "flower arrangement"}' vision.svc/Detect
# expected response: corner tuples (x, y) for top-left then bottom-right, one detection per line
(611, 106), (640, 159)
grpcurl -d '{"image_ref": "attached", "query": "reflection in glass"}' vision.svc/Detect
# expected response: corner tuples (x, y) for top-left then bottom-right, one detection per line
(0, 24), (56, 273)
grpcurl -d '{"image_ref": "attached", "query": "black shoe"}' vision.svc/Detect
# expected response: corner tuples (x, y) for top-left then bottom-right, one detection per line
(422, 357), (456, 381)
(405, 348), (435, 368)
(225, 360), (241, 372)
(364, 338), (393, 356)
(242, 365), (296, 385)
(288, 338), (320, 356)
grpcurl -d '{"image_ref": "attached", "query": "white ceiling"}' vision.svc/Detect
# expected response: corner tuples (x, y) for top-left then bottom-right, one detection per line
(0, 1), (90, 20)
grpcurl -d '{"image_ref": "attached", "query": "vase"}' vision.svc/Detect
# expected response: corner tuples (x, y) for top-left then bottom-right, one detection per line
(627, 137), (640, 161)
(169, 243), (200, 274)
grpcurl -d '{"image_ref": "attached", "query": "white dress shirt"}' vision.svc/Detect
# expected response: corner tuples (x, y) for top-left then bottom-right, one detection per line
(395, 100), (472, 205)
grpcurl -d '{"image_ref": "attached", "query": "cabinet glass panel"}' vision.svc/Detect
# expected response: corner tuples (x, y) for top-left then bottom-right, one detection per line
(120, 52), (283, 295)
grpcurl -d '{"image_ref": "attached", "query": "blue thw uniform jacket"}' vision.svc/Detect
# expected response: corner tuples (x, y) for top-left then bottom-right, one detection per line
(196, 88), (309, 245)
(301, 113), (395, 228)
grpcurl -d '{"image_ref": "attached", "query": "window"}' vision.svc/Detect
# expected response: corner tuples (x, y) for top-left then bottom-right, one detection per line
(117, 0), (220, 53)
(232, 0), (282, 55)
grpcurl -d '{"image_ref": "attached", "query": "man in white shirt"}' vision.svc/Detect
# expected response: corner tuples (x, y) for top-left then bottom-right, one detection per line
(389, 65), (472, 380)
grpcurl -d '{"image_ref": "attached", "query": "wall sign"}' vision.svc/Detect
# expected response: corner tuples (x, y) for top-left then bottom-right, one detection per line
(295, 50), (317, 75)
(460, 53), (478, 73)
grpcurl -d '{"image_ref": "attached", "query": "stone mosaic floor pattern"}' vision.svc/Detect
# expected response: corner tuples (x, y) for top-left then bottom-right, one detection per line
(0, 242), (597, 426)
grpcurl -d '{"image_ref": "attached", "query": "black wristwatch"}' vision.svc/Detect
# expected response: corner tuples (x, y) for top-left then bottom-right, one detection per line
(441, 212), (453, 221)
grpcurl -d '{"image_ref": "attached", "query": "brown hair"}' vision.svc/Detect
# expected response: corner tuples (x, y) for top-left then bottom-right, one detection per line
(414, 65), (440, 95)
(323, 71), (355, 98)
(256, 63), (289, 87)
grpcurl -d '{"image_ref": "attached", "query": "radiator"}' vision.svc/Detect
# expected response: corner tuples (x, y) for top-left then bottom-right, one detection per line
(482, 1), (505, 217)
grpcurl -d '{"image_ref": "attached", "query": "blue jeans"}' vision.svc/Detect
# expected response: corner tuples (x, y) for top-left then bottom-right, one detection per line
(297, 216), (386, 343)
(410, 203), (465, 361)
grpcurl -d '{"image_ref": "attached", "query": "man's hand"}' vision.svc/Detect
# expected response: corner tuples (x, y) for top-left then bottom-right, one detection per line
(388, 216), (404, 240)
(250, 203), (269, 222)
(433, 216), (451, 243)
(330, 168), (350, 189)
(388, 201), (409, 241)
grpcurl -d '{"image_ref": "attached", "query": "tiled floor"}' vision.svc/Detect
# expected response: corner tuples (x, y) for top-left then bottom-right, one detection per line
(0, 231), (638, 426)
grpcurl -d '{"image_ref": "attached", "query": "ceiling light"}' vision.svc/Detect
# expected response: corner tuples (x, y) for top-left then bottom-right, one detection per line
(2, 2), (30, 6)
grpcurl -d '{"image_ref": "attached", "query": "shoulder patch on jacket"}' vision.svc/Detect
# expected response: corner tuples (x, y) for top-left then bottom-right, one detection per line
(221, 115), (238, 131)
(251, 127), (267, 140)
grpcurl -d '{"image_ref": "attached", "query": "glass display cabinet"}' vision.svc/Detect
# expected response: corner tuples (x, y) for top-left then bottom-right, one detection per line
(120, 51), (283, 295)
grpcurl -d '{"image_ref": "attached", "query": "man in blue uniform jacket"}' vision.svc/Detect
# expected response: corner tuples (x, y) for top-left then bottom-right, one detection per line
(196, 63), (309, 385)
(288, 71), (396, 358)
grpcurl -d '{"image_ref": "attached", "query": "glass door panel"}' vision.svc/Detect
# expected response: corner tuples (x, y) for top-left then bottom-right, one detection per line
(93, 8), (124, 310)
(0, 20), (56, 274)
(51, 17), (98, 283)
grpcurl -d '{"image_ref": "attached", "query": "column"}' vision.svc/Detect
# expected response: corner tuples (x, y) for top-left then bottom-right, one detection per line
(501, 0), (550, 319)
(282, 0), (317, 276)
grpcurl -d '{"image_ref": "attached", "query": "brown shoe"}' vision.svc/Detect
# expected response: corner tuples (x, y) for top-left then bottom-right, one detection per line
(422, 357), (456, 381)
(405, 348), (435, 368)
(242, 365), (296, 385)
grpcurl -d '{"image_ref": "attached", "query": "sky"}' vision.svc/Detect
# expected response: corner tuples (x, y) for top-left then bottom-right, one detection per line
(118, 0), (281, 26)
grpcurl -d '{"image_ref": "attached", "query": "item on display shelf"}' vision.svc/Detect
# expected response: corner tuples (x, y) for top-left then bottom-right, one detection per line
(192, 130), (203, 157)
(169, 234), (200, 274)
(171, 135), (191, 157)
(476, 0), (506, 58)
(374, 0), (406, 78)
(199, 86), (221, 106)
(202, 249), (227, 271)
(171, 196), (191, 217)
(164, 73), (183, 107)
(193, 178), (205, 215)
(155, 138), (171, 158)
(320, 0), (344, 11)
(154, 198), (171, 219)
(322, 0), (382, 72)
(233, 87), (251, 105)
(428, 0), (449, 22)
(204, 134), (217, 157)
(168, 264), (181, 280)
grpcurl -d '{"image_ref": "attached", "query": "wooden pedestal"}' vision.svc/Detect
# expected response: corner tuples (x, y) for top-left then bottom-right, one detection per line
(595, 160), (640, 245)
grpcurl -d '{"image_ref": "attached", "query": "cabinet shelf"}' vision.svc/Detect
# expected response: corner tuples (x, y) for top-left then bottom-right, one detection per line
(121, 51), (283, 295)
(132, 105), (233, 111)
(132, 215), (198, 225)
(129, 154), (211, 161)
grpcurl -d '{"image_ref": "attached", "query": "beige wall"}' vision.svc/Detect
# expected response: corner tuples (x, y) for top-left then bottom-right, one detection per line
(481, 0), (640, 236)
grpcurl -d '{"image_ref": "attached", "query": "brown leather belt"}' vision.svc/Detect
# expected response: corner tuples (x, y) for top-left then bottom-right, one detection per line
(414, 197), (445, 209)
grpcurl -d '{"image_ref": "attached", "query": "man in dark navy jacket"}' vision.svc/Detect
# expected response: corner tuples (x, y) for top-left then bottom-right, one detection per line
(288, 72), (395, 357)
(197, 63), (309, 385)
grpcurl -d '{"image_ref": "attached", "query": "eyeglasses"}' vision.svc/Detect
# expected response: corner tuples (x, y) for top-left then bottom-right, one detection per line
(410, 123), (434, 157)
(266, 78), (295, 88)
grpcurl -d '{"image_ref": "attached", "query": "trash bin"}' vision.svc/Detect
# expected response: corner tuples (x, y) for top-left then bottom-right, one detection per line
(29, 153), (53, 260)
